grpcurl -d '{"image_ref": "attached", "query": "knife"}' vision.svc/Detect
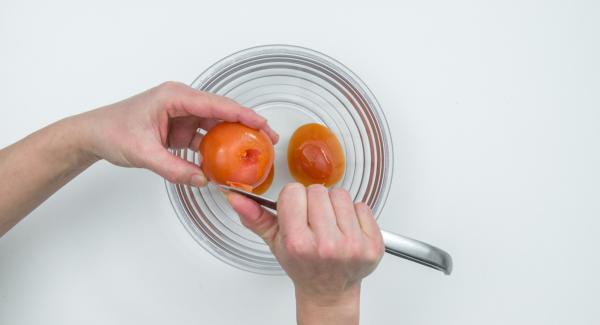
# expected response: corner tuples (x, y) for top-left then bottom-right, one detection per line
(219, 184), (453, 275)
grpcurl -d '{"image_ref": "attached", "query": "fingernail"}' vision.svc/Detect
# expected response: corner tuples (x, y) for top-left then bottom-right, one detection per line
(288, 182), (304, 189)
(190, 174), (207, 187)
(282, 182), (304, 192)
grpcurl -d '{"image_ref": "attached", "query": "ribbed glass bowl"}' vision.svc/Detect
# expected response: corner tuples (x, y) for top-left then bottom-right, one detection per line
(166, 45), (393, 275)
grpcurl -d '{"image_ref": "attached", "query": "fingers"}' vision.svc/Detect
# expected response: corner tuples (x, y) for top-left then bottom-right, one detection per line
(144, 146), (207, 187)
(306, 184), (340, 238)
(277, 183), (309, 238)
(259, 124), (279, 144)
(188, 132), (204, 152)
(329, 188), (360, 236)
(157, 82), (279, 144)
(227, 192), (278, 245)
(354, 202), (385, 264)
(168, 117), (201, 149)
(354, 202), (381, 239)
(199, 94), (279, 144)
(198, 119), (219, 132)
(272, 183), (383, 285)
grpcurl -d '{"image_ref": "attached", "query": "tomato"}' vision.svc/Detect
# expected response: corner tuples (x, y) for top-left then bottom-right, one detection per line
(200, 122), (274, 191)
(252, 166), (274, 194)
(287, 123), (345, 187)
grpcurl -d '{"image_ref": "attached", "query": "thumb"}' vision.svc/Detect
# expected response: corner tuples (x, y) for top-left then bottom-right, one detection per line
(145, 147), (207, 187)
(227, 192), (278, 246)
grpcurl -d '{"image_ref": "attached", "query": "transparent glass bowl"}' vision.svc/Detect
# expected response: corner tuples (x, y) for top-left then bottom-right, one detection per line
(166, 45), (393, 275)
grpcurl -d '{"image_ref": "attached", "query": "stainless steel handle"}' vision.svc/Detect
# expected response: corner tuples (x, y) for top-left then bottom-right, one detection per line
(381, 230), (453, 275)
(219, 185), (453, 275)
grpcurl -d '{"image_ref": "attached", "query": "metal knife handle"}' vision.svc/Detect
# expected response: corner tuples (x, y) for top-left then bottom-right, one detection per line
(219, 184), (453, 275)
(381, 230), (453, 275)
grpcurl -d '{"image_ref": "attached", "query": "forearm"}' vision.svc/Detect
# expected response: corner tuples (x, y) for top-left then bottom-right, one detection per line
(295, 285), (361, 325)
(0, 115), (97, 237)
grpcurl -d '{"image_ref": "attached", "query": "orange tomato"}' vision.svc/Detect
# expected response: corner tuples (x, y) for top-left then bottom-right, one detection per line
(287, 123), (345, 187)
(252, 166), (274, 195)
(200, 122), (274, 191)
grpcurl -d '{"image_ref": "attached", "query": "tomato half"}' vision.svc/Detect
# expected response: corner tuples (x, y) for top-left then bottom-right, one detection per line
(200, 122), (274, 190)
(287, 123), (345, 187)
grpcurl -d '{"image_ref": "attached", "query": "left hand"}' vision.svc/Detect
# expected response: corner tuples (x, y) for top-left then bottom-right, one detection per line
(74, 81), (278, 186)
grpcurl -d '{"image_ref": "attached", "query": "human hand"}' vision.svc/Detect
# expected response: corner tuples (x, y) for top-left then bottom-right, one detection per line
(228, 183), (384, 325)
(74, 81), (278, 186)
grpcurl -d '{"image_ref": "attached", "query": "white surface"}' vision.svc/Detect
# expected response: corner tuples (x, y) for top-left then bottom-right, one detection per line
(1, 0), (599, 324)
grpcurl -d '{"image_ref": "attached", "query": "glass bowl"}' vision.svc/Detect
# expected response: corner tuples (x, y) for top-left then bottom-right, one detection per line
(166, 45), (393, 275)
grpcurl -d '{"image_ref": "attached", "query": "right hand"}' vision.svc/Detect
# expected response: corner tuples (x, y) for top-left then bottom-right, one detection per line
(228, 183), (384, 324)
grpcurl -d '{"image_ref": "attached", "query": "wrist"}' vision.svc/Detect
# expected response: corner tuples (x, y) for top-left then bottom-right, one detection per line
(56, 114), (101, 167)
(295, 283), (361, 325)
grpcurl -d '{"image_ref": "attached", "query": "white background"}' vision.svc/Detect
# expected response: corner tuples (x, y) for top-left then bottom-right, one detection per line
(1, 1), (599, 324)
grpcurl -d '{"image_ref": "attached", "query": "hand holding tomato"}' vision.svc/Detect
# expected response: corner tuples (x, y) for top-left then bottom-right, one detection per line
(79, 82), (278, 186)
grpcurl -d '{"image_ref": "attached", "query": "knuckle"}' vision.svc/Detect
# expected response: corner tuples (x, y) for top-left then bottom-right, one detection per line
(368, 250), (383, 264)
(204, 92), (219, 106)
(364, 242), (385, 263)
(317, 240), (338, 260)
(164, 172), (183, 184)
(249, 111), (267, 127)
(250, 213), (273, 234)
(154, 81), (187, 103)
(374, 236), (385, 255)
(347, 240), (364, 260)
(159, 164), (187, 184)
(220, 94), (237, 105)
(157, 81), (183, 93)
(283, 236), (309, 256)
